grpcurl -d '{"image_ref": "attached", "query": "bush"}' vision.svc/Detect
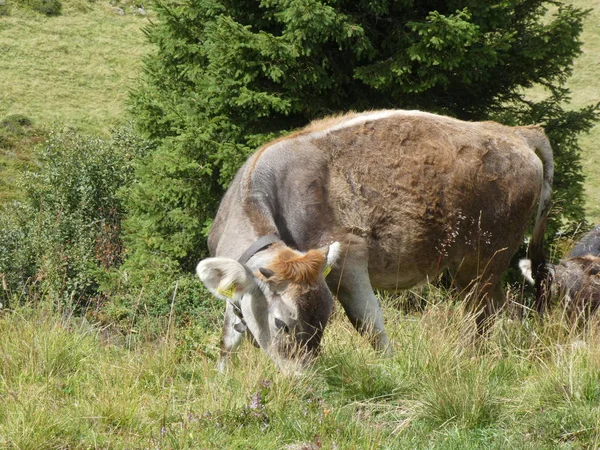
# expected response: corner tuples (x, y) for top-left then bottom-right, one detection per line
(1, 114), (33, 131)
(0, 114), (35, 148)
(12, 0), (62, 15)
(0, 0), (10, 16)
(29, 0), (61, 15)
(0, 127), (150, 310)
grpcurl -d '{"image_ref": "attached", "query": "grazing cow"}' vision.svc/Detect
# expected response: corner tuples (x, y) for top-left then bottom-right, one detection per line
(197, 109), (554, 372)
(520, 226), (600, 320)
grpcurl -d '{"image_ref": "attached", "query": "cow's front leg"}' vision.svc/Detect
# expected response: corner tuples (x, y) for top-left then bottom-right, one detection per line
(217, 301), (246, 372)
(327, 255), (391, 354)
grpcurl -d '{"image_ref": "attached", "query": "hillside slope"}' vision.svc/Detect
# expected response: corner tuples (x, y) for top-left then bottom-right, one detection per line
(569, 0), (600, 222)
(0, 1), (150, 135)
(0, 1), (151, 201)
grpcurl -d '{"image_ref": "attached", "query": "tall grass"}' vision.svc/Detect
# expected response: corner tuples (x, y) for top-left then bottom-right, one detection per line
(2, 287), (600, 449)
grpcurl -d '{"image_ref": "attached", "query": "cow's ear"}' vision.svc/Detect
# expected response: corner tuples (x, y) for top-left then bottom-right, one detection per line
(196, 258), (256, 300)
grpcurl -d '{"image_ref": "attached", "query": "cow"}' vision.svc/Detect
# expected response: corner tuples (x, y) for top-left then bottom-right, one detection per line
(196, 109), (554, 372)
(520, 226), (600, 321)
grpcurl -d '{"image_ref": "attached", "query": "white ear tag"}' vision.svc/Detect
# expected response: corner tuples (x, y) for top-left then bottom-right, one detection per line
(217, 283), (237, 298)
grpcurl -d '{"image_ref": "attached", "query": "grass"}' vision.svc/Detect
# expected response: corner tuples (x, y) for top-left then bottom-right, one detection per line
(0, 0), (151, 203)
(0, 0), (151, 136)
(570, 0), (600, 223)
(3, 290), (600, 449)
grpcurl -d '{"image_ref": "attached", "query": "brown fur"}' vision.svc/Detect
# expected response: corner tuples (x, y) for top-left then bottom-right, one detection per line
(550, 255), (600, 322)
(576, 254), (600, 272)
(265, 245), (326, 285)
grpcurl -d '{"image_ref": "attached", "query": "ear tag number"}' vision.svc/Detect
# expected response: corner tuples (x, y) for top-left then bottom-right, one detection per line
(217, 284), (237, 298)
(323, 265), (332, 278)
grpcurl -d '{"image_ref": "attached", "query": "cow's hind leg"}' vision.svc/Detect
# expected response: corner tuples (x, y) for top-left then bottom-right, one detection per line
(217, 302), (246, 372)
(328, 257), (391, 354)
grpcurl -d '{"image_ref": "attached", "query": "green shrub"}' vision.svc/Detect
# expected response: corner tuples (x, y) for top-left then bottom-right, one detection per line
(0, 114), (35, 148)
(95, 254), (223, 333)
(1, 114), (33, 130)
(29, 0), (61, 15)
(12, 0), (62, 15)
(0, 126), (150, 310)
(0, 0), (10, 16)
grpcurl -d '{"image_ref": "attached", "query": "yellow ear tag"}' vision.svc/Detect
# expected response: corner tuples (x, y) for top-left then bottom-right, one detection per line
(217, 284), (237, 299)
(323, 265), (332, 278)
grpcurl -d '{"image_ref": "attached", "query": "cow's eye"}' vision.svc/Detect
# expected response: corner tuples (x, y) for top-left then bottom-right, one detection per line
(274, 317), (290, 333)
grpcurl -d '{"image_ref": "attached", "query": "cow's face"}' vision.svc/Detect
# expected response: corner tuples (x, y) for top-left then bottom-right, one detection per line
(197, 242), (340, 371)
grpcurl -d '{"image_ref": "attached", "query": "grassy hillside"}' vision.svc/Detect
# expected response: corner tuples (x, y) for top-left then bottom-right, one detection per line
(569, 0), (600, 222)
(0, 0), (151, 202)
(0, 0), (151, 135)
(2, 297), (600, 449)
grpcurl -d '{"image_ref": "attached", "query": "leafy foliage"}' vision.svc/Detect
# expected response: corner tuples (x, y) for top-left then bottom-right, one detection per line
(13, 0), (63, 15)
(0, 127), (150, 309)
(129, 0), (597, 269)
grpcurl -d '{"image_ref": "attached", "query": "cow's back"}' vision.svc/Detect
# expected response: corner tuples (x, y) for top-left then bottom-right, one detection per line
(213, 110), (545, 289)
(308, 112), (544, 288)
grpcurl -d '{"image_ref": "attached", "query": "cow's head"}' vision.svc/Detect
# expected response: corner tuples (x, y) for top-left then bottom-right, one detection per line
(197, 242), (341, 371)
(520, 256), (600, 315)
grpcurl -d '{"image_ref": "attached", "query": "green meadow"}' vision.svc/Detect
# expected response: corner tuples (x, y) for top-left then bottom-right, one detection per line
(0, 0), (150, 135)
(0, 0), (150, 201)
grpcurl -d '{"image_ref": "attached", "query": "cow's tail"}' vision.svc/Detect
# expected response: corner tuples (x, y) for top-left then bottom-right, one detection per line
(518, 126), (554, 315)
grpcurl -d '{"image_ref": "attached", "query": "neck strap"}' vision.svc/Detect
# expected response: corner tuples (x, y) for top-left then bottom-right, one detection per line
(238, 234), (281, 265)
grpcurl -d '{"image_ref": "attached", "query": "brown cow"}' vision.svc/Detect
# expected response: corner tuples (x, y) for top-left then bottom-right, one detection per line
(197, 109), (553, 372)
(521, 226), (600, 321)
